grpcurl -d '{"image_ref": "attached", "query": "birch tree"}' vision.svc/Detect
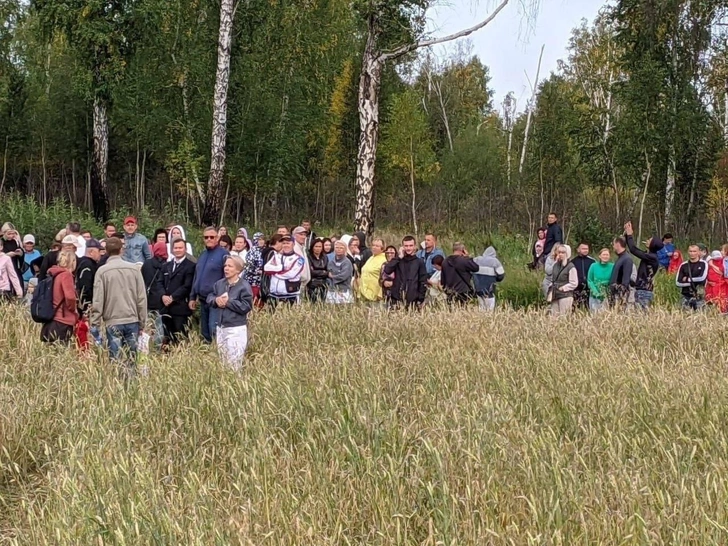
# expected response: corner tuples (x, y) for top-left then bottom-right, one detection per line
(353, 0), (521, 234)
(202, 0), (236, 226)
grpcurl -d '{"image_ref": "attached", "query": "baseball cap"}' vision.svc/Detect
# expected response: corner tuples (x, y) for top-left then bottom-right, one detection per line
(61, 235), (78, 247)
(292, 226), (307, 236)
(86, 238), (102, 249)
(280, 234), (293, 242)
(23, 234), (35, 245)
(124, 216), (137, 225)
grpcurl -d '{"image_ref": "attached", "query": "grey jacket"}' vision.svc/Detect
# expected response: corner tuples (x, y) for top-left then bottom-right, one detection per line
(206, 276), (254, 328)
(327, 256), (353, 291)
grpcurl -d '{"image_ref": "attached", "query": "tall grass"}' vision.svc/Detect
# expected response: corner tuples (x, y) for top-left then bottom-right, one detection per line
(3, 303), (728, 543)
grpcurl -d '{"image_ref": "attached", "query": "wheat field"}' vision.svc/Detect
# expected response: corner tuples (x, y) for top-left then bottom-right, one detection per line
(2, 302), (728, 544)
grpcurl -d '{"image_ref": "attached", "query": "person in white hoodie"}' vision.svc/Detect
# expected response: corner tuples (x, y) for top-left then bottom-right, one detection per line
(292, 226), (311, 291)
(167, 225), (194, 261)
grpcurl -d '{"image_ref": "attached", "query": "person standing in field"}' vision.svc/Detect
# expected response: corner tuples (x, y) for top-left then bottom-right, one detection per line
(161, 238), (196, 345)
(292, 226), (312, 292)
(189, 227), (229, 342)
(264, 234), (305, 306)
(326, 240), (354, 304)
(705, 250), (728, 313)
(41, 250), (78, 344)
(307, 238), (329, 303)
(416, 232), (445, 279)
(22, 234), (41, 288)
(101, 222), (117, 243)
(528, 227), (547, 270)
(571, 242), (595, 309)
(141, 242), (168, 349)
(244, 232), (265, 305)
(541, 245), (559, 299)
(542, 213), (563, 265)
(91, 237), (147, 379)
(426, 255), (446, 305)
(75, 238), (101, 315)
(440, 242), (479, 306)
(358, 238), (387, 303)
(380, 246), (398, 303)
(0, 244), (23, 301)
(167, 225), (194, 259)
(676, 244), (708, 311)
(1, 223), (25, 289)
(587, 248), (614, 313)
(207, 255), (253, 371)
(624, 221), (662, 310)
(657, 233), (675, 270)
(549, 244), (577, 317)
(609, 236), (633, 311)
(121, 216), (151, 264)
(66, 222), (86, 259)
(383, 236), (428, 310)
(473, 246), (505, 311)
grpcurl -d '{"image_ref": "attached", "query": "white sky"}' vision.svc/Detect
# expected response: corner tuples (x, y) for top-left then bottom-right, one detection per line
(427, 0), (608, 111)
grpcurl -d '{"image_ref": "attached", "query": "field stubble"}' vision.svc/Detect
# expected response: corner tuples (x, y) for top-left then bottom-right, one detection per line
(2, 302), (728, 544)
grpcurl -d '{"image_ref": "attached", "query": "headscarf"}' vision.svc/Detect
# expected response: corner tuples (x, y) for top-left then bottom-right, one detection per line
(152, 242), (168, 260)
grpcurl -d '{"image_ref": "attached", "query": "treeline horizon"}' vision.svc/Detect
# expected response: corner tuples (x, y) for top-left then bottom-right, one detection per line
(3, 0), (728, 243)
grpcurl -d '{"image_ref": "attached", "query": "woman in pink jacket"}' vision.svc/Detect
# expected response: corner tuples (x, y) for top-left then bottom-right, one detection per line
(0, 246), (23, 301)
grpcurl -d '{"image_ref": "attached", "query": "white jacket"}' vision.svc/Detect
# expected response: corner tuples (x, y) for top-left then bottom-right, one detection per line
(264, 251), (305, 297)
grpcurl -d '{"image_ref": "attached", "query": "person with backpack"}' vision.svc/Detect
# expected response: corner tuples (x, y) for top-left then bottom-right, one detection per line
(39, 250), (79, 344)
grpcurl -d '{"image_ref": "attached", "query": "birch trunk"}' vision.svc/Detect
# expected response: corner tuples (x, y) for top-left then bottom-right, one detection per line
(519, 45), (544, 175)
(203, 0), (234, 226)
(353, 0), (511, 233)
(638, 151), (652, 244)
(434, 80), (453, 153)
(664, 145), (676, 229)
(354, 20), (382, 235)
(91, 96), (110, 221)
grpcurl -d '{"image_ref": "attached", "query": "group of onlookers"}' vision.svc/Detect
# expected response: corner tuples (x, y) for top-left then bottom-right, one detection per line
(533, 214), (726, 315)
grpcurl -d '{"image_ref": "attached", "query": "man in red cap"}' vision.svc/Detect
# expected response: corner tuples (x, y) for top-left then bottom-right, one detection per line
(121, 216), (151, 264)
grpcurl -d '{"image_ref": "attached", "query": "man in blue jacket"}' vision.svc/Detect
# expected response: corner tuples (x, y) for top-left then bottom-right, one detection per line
(189, 226), (229, 342)
(416, 232), (445, 278)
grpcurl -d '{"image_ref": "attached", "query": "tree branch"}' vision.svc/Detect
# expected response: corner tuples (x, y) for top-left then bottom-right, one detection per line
(381, 0), (510, 61)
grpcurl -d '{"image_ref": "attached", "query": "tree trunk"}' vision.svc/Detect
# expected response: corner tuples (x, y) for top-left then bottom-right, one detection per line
(664, 144), (676, 230)
(519, 45), (544, 175)
(1, 135), (8, 194)
(354, 20), (383, 235)
(91, 96), (110, 221)
(434, 79), (453, 153)
(638, 151), (652, 243)
(409, 137), (418, 239)
(203, 0), (235, 226)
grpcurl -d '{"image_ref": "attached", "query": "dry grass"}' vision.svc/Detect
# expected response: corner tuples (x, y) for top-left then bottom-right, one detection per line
(2, 302), (728, 544)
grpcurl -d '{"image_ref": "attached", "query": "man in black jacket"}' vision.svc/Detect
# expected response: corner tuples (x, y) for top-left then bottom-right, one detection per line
(676, 244), (708, 311)
(161, 238), (196, 344)
(142, 242), (168, 349)
(76, 238), (101, 314)
(571, 242), (595, 309)
(609, 236), (633, 310)
(542, 212), (563, 262)
(383, 235), (428, 309)
(624, 221), (663, 310)
(441, 242), (479, 306)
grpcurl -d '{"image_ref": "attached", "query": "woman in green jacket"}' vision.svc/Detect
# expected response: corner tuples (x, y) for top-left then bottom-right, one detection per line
(587, 248), (614, 313)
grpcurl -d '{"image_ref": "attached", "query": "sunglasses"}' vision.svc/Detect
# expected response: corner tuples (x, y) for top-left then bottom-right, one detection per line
(204, 235), (216, 240)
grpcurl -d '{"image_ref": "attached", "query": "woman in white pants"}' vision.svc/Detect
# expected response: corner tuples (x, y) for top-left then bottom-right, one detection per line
(207, 256), (254, 371)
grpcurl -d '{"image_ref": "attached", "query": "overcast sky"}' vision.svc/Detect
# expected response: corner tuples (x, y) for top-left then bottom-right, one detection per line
(427, 0), (608, 111)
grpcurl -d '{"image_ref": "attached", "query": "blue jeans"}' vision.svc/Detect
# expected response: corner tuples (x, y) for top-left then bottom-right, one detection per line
(106, 323), (140, 380)
(635, 290), (654, 310)
(199, 300), (220, 343)
(682, 296), (705, 311)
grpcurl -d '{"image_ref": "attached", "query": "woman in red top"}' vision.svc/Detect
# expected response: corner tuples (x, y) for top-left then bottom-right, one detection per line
(41, 250), (79, 344)
(706, 250), (728, 313)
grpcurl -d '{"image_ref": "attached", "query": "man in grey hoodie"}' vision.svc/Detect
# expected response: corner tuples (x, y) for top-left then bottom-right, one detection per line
(473, 247), (505, 311)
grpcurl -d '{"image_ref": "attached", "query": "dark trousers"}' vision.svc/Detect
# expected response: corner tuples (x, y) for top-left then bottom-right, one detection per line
(307, 283), (327, 303)
(447, 292), (474, 307)
(40, 321), (74, 344)
(163, 314), (190, 345)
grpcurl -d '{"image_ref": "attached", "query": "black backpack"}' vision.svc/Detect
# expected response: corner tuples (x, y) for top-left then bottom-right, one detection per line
(31, 275), (58, 323)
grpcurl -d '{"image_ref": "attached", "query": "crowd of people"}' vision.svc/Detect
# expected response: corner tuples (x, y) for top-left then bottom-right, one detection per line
(0, 211), (724, 375)
(531, 213), (724, 316)
(0, 217), (506, 375)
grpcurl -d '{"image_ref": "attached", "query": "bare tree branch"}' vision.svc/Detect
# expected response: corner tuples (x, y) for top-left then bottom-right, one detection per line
(381, 0), (510, 61)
